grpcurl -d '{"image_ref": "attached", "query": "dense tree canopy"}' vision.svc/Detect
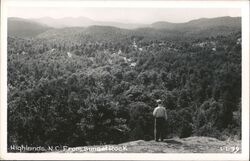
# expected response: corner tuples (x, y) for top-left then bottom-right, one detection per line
(7, 29), (241, 148)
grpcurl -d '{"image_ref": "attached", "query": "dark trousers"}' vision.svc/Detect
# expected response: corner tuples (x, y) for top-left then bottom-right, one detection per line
(154, 117), (165, 141)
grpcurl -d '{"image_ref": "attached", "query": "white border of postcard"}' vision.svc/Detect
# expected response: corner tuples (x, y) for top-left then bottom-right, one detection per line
(1, 0), (249, 160)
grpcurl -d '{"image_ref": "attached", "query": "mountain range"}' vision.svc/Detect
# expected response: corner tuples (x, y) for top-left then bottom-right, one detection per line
(8, 16), (241, 38)
(8, 17), (51, 38)
(31, 16), (146, 29)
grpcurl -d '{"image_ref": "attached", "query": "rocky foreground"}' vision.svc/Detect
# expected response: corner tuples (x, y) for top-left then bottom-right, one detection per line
(59, 137), (241, 153)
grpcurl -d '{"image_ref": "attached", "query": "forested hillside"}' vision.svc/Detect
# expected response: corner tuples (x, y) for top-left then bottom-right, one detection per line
(7, 17), (241, 148)
(8, 16), (241, 38)
(151, 16), (241, 29)
(8, 18), (51, 38)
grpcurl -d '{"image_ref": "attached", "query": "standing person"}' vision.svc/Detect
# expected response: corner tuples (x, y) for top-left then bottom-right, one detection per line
(153, 99), (168, 142)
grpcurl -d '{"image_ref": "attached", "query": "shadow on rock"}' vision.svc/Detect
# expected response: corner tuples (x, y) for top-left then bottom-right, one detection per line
(164, 139), (183, 145)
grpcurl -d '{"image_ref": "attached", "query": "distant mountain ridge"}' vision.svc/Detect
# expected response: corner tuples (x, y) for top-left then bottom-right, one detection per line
(8, 16), (241, 38)
(151, 16), (241, 30)
(9, 16), (241, 30)
(31, 16), (147, 29)
(8, 17), (51, 38)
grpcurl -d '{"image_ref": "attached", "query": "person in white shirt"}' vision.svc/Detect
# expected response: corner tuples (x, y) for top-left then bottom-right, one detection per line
(153, 99), (168, 142)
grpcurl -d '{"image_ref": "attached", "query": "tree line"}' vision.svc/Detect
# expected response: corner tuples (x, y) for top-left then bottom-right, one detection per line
(7, 31), (241, 148)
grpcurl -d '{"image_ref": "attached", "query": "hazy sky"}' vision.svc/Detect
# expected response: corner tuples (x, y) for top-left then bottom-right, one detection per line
(8, 7), (241, 23)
